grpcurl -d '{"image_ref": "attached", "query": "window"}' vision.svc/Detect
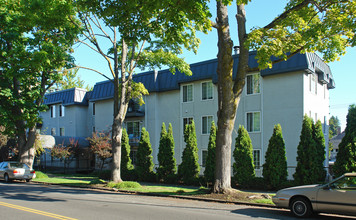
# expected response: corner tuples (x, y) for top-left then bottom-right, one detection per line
(202, 82), (213, 100)
(253, 150), (261, 169)
(50, 105), (56, 118)
(309, 73), (317, 94)
(183, 117), (193, 133)
(247, 112), (260, 132)
(92, 127), (96, 133)
(202, 116), (213, 134)
(182, 84), (193, 102)
(92, 103), (95, 115)
(60, 128), (65, 136)
(202, 150), (208, 167)
(246, 74), (260, 95)
(59, 105), (65, 117)
(51, 128), (56, 136)
(127, 121), (140, 138)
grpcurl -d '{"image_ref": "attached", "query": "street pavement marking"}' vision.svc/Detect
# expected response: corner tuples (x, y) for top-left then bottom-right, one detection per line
(0, 201), (78, 220)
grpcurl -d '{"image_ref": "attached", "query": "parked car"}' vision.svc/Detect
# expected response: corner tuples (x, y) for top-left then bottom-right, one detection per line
(0, 161), (36, 182)
(273, 173), (356, 217)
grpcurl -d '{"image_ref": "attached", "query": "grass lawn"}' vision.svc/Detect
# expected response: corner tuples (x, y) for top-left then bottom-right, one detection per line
(33, 172), (274, 205)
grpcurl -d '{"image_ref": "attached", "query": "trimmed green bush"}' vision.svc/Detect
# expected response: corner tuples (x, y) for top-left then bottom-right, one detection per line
(204, 121), (216, 184)
(263, 124), (288, 189)
(178, 121), (200, 185)
(157, 123), (177, 182)
(294, 115), (318, 185)
(107, 181), (142, 189)
(121, 128), (134, 179)
(334, 105), (356, 176)
(135, 127), (155, 181)
(34, 171), (48, 179)
(312, 120), (326, 182)
(233, 125), (255, 188)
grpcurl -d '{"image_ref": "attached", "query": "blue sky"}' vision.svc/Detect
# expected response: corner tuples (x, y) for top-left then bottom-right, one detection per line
(73, 0), (355, 131)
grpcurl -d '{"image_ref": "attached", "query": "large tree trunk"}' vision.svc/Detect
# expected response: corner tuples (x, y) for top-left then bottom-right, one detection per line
(19, 127), (36, 169)
(111, 39), (129, 183)
(213, 2), (249, 194)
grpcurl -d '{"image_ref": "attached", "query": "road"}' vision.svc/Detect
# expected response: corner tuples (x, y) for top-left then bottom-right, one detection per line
(0, 181), (355, 220)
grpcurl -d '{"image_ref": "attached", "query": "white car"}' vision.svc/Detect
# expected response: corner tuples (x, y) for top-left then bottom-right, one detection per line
(273, 173), (356, 217)
(0, 161), (36, 182)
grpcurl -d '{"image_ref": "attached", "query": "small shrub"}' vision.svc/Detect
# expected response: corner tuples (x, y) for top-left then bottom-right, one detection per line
(107, 181), (142, 189)
(34, 171), (48, 179)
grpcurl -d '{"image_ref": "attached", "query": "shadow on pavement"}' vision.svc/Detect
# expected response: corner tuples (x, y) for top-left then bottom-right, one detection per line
(232, 207), (356, 219)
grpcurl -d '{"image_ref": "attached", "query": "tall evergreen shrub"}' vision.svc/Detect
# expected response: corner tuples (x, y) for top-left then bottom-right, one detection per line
(121, 129), (134, 179)
(312, 120), (326, 182)
(263, 124), (288, 189)
(334, 105), (356, 176)
(136, 127), (155, 181)
(294, 115), (318, 185)
(178, 121), (200, 184)
(204, 121), (216, 184)
(233, 125), (255, 187)
(157, 123), (176, 182)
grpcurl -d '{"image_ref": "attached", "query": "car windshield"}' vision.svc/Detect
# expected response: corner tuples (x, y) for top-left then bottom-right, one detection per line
(8, 162), (26, 168)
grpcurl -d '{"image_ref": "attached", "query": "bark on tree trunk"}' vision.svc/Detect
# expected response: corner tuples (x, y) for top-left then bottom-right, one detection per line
(213, 2), (249, 194)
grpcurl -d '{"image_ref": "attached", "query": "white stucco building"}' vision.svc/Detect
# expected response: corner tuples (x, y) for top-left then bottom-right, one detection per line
(39, 52), (335, 177)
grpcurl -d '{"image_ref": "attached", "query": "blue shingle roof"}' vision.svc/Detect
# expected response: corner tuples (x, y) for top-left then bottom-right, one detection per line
(43, 88), (88, 106)
(88, 52), (333, 102)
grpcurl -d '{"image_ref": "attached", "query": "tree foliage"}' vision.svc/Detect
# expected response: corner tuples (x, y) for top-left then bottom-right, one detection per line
(233, 126), (255, 187)
(329, 116), (341, 138)
(333, 105), (356, 177)
(294, 115), (326, 184)
(87, 131), (112, 170)
(263, 124), (288, 189)
(121, 128), (134, 177)
(157, 123), (176, 182)
(0, 0), (80, 167)
(76, 0), (211, 182)
(51, 138), (80, 173)
(53, 69), (92, 91)
(135, 127), (155, 181)
(204, 121), (217, 184)
(212, 0), (356, 193)
(178, 121), (200, 185)
(312, 120), (326, 182)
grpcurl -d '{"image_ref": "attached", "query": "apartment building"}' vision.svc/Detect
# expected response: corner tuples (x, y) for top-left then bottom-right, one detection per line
(40, 52), (334, 177)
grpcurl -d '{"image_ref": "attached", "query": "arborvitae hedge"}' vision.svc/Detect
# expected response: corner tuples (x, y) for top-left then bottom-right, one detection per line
(334, 105), (356, 177)
(157, 123), (177, 182)
(136, 127), (155, 181)
(312, 120), (326, 182)
(263, 124), (288, 189)
(294, 115), (318, 185)
(178, 121), (200, 185)
(233, 125), (255, 187)
(204, 121), (216, 184)
(121, 128), (134, 179)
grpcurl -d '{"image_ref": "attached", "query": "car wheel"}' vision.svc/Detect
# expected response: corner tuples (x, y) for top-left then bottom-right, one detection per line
(25, 179), (30, 182)
(290, 197), (313, 218)
(4, 174), (10, 183)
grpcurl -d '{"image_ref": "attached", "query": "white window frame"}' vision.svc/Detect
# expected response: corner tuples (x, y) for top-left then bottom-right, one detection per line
(183, 117), (193, 133)
(182, 84), (193, 103)
(253, 149), (261, 169)
(309, 73), (317, 95)
(246, 111), (261, 133)
(60, 127), (65, 136)
(51, 128), (56, 136)
(59, 104), (65, 117)
(246, 73), (261, 95)
(201, 81), (213, 101)
(50, 105), (56, 118)
(202, 115), (213, 135)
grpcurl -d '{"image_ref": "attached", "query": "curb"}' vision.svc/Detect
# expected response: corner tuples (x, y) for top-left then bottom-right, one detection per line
(30, 181), (278, 209)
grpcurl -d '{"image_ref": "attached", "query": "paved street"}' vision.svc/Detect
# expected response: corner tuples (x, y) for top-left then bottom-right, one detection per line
(0, 181), (355, 220)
